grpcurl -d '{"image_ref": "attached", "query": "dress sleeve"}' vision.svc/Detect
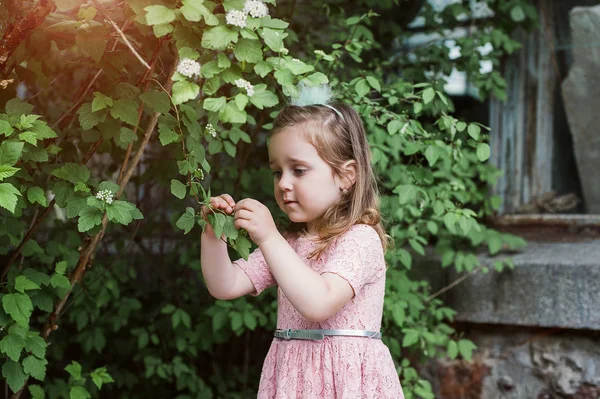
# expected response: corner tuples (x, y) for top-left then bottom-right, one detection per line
(232, 247), (276, 296)
(319, 224), (385, 296)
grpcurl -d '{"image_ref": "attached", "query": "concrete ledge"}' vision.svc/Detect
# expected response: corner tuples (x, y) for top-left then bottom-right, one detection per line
(446, 240), (600, 330)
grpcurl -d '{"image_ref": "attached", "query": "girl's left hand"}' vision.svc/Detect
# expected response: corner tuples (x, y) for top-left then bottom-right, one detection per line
(233, 198), (279, 246)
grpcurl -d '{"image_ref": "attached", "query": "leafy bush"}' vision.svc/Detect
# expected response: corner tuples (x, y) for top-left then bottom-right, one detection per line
(0, 0), (533, 397)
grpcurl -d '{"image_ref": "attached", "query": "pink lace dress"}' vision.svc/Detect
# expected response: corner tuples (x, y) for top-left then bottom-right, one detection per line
(233, 224), (405, 399)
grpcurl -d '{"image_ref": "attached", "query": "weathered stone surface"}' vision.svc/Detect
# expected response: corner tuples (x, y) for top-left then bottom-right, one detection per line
(446, 240), (600, 330)
(561, 5), (600, 213)
(422, 326), (600, 399)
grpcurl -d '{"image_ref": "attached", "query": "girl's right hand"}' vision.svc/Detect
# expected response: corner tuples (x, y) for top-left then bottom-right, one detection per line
(201, 194), (236, 239)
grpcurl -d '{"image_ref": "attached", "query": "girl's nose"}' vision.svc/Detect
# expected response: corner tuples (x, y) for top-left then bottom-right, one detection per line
(278, 173), (292, 191)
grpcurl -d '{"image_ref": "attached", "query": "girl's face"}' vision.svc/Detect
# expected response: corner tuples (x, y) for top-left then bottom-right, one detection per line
(268, 127), (343, 235)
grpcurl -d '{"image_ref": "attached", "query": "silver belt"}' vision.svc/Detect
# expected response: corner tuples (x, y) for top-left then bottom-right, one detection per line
(274, 329), (381, 340)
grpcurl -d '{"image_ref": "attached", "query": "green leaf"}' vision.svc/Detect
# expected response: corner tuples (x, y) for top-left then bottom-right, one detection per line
(0, 141), (24, 166)
(234, 234), (251, 260)
(202, 25), (238, 50)
(15, 276), (40, 293)
(140, 91), (171, 114)
(458, 339), (476, 360)
(78, 207), (103, 232)
(91, 92), (113, 112)
(153, 23), (173, 38)
(106, 200), (135, 225)
(0, 164), (19, 181)
(90, 367), (113, 390)
(422, 87), (435, 105)
(425, 145), (444, 166)
(366, 76), (381, 92)
(5, 98), (34, 117)
(249, 84), (279, 109)
(203, 97), (227, 112)
(285, 58), (313, 75)
(110, 99), (139, 126)
(0, 120), (14, 137)
(254, 61), (273, 77)
(402, 329), (419, 347)
(176, 207), (196, 234)
(172, 81), (200, 105)
(447, 340), (458, 359)
(510, 5), (525, 22)
(467, 123), (481, 140)
(55, 261), (67, 275)
(158, 124), (179, 146)
(396, 184), (417, 205)
(23, 355), (47, 381)
(25, 335), (47, 358)
(115, 127), (138, 149)
(77, 103), (106, 130)
(355, 79), (370, 97)
(0, 183), (22, 214)
(26, 187), (46, 207)
(19, 131), (38, 146)
(51, 163), (90, 184)
(75, 31), (106, 62)
(476, 143), (491, 162)
(116, 82), (141, 100)
(170, 179), (187, 199)
(0, 333), (25, 361)
(3, 359), (26, 393)
(234, 38), (263, 63)
(29, 385), (45, 399)
(70, 386), (91, 399)
(244, 311), (257, 330)
(260, 27), (285, 52)
(220, 101), (247, 124)
(144, 5), (176, 25)
(387, 120), (403, 135)
(235, 93), (248, 110)
(65, 361), (83, 381)
(3, 293), (33, 327)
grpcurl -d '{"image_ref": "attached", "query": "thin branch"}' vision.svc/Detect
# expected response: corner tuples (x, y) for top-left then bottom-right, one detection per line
(426, 265), (483, 302)
(90, 0), (151, 69)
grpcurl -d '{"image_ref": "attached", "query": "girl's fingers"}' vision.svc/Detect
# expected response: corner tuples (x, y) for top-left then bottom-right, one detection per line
(221, 194), (236, 208)
(234, 209), (252, 221)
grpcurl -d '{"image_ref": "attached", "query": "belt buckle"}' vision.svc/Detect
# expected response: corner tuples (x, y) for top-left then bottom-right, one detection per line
(282, 329), (293, 340)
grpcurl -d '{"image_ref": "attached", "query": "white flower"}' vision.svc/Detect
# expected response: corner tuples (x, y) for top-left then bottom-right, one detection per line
(226, 9), (247, 28)
(243, 0), (269, 18)
(314, 50), (326, 57)
(234, 78), (254, 97)
(177, 58), (201, 78)
(206, 124), (217, 138)
(96, 189), (114, 204)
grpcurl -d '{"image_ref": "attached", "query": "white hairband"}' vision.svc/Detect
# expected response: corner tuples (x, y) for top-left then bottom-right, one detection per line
(290, 83), (344, 119)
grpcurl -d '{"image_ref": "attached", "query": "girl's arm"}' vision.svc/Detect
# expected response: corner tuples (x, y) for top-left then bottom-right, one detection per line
(200, 195), (255, 300)
(259, 234), (354, 322)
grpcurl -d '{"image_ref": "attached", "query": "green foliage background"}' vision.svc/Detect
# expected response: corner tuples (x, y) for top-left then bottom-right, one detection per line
(0, 0), (534, 397)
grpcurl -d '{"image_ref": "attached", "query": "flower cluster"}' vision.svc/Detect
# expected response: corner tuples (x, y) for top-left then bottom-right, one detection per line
(234, 78), (254, 97)
(176, 58), (201, 78)
(96, 189), (114, 204)
(206, 123), (217, 138)
(226, 0), (269, 28)
(243, 0), (269, 18)
(225, 9), (247, 28)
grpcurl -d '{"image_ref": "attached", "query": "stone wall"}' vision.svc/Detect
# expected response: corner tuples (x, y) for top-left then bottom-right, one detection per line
(416, 239), (600, 398)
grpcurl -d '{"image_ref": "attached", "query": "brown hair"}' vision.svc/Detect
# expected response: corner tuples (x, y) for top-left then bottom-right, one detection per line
(271, 103), (391, 259)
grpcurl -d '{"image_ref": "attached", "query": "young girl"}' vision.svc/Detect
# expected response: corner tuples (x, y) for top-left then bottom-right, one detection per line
(200, 86), (405, 398)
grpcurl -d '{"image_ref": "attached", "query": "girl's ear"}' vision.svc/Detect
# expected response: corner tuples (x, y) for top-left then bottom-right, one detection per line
(340, 160), (357, 190)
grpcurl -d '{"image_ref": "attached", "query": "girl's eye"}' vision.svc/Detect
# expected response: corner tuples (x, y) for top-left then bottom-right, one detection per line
(294, 169), (307, 176)
(272, 171), (282, 178)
